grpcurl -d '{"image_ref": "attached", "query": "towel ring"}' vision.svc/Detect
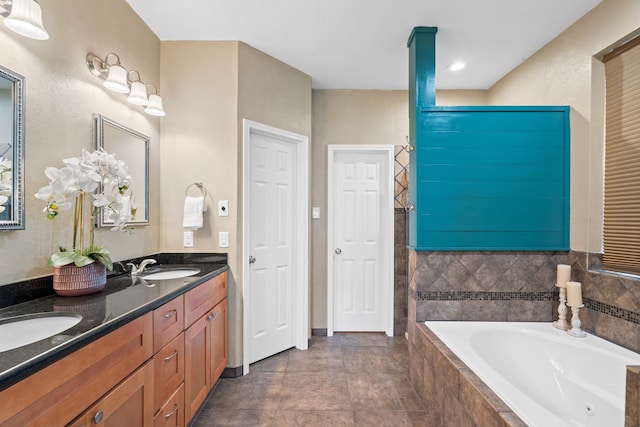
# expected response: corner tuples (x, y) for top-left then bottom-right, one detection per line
(186, 182), (207, 199)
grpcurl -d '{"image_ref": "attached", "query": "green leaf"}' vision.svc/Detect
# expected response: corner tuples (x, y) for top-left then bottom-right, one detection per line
(91, 252), (113, 271)
(48, 247), (113, 270)
(49, 251), (78, 267)
(73, 255), (95, 267)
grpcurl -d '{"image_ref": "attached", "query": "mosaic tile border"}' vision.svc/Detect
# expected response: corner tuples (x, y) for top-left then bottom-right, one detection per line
(409, 289), (640, 324)
(585, 298), (640, 324)
(409, 289), (555, 302)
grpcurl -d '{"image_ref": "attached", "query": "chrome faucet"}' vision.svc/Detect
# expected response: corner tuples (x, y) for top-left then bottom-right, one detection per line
(127, 259), (157, 275)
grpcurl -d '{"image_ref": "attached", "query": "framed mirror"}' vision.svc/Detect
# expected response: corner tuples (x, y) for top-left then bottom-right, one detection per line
(0, 65), (25, 230)
(94, 114), (149, 226)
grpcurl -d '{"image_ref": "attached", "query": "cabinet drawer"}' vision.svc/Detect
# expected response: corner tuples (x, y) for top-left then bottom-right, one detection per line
(154, 383), (184, 427)
(0, 313), (153, 427)
(153, 295), (184, 353)
(184, 272), (227, 327)
(154, 333), (185, 414)
(69, 360), (155, 427)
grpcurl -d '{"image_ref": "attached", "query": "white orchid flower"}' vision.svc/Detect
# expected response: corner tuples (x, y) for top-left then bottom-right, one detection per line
(35, 148), (133, 269)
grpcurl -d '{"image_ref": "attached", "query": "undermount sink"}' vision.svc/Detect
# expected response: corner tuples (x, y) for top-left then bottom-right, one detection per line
(0, 312), (82, 353)
(141, 268), (200, 280)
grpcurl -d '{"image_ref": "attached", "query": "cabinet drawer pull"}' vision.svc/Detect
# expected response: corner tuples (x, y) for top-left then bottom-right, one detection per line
(211, 311), (216, 318)
(93, 410), (104, 424)
(164, 403), (179, 419)
(163, 309), (178, 319)
(163, 350), (179, 362)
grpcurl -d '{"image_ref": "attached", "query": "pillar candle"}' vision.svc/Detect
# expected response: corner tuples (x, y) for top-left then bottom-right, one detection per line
(557, 264), (571, 287)
(566, 281), (583, 306)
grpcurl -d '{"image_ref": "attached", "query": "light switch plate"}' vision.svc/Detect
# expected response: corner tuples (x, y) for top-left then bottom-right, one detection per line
(218, 200), (229, 217)
(183, 231), (194, 248)
(219, 231), (229, 248)
(312, 207), (320, 219)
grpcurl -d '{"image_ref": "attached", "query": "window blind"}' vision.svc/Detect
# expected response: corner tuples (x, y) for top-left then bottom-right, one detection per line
(603, 35), (640, 274)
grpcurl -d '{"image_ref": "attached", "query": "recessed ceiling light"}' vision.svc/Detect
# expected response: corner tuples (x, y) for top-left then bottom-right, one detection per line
(447, 62), (466, 71)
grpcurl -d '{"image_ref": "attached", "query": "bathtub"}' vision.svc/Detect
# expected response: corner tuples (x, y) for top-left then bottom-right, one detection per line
(425, 321), (640, 427)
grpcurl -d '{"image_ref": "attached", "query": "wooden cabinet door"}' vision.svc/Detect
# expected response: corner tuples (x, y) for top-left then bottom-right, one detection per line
(184, 314), (211, 424)
(69, 360), (154, 427)
(210, 299), (228, 383)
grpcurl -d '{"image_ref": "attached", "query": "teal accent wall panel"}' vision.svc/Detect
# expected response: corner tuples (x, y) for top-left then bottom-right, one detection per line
(408, 106), (570, 251)
(407, 27), (437, 249)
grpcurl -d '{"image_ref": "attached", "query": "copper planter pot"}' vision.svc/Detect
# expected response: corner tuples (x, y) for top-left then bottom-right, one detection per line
(53, 262), (106, 297)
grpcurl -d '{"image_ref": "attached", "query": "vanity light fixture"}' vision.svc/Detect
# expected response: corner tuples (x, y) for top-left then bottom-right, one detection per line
(0, 0), (49, 40)
(127, 70), (149, 106)
(86, 52), (166, 116)
(144, 85), (166, 117)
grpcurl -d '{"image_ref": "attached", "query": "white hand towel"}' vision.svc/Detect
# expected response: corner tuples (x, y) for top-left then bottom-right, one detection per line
(119, 195), (132, 222)
(183, 196), (205, 229)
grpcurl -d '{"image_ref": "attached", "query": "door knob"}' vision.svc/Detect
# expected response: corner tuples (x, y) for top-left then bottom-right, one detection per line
(249, 256), (256, 264)
(335, 248), (342, 255)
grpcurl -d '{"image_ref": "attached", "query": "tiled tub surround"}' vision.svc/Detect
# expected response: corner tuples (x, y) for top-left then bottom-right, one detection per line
(410, 321), (640, 427)
(627, 366), (640, 426)
(408, 250), (569, 324)
(394, 208), (408, 336)
(409, 250), (640, 353)
(409, 322), (526, 426)
(569, 251), (640, 354)
(407, 249), (640, 426)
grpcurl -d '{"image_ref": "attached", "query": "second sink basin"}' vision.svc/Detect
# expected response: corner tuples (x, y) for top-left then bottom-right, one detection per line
(0, 312), (82, 353)
(141, 268), (200, 280)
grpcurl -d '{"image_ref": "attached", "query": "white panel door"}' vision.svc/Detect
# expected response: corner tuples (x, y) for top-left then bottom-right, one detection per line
(332, 151), (389, 332)
(248, 132), (295, 363)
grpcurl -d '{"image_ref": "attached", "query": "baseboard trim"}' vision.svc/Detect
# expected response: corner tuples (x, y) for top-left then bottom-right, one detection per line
(221, 366), (243, 378)
(311, 328), (327, 336)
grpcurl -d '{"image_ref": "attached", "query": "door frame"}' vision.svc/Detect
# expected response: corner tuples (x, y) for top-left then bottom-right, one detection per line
(242, 119), (309, 375)
(327, 145), (395, 337)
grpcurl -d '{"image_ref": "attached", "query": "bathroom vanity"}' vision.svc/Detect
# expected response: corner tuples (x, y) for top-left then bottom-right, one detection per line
(0, 254), (228, 427)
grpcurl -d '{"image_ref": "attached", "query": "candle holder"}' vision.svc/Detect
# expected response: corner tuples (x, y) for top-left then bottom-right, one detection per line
(567, 304), (587, 338)
(553, 284), (570, 331)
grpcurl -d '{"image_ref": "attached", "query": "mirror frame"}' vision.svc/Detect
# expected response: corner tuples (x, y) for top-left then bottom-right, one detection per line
(0, 65), (25, 230)
(93, 114), (150, 227)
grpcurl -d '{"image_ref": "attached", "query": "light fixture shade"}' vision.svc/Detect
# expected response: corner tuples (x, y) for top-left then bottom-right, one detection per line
(127, 81), (149, 106)
(145, 94), (166, 116)
(103, 64), (130, 94)
(4, 0), (49, 40)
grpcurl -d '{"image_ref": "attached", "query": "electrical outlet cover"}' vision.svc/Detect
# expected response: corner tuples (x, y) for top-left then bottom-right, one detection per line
(218, 200), (229, 217)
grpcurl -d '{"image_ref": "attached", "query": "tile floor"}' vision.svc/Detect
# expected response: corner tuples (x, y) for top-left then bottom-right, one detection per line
(192, 333), (432, 426)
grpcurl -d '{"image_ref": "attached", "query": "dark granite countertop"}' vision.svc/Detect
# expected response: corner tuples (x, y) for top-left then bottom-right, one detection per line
(0, 253), (229, 392)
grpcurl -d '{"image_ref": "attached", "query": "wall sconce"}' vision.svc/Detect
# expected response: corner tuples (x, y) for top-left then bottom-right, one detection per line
(0, 0), (49, 40)
(145, 85), (166, 117)
(86, 52), (166, 117)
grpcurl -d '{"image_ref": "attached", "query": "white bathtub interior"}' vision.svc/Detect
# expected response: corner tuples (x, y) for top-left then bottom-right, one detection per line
(425, 321), (640, 427)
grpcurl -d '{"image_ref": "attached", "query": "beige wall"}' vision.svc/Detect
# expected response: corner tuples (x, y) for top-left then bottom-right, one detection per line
(0, 0), (161, 286)
(237, 42), (312, 361)
(486, 0), (640, 252)
(160, 41), (311, 367)
(309, 89), (488, 328)
(311, 90), (408, 328)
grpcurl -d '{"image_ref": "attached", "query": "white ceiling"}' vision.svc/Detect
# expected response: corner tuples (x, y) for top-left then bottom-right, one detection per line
(125, 0), (602, 90)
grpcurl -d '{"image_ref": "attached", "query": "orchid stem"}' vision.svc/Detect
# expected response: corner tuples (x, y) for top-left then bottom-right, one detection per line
(79, 192), (85, 253)
(73, 196), (80, 251)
